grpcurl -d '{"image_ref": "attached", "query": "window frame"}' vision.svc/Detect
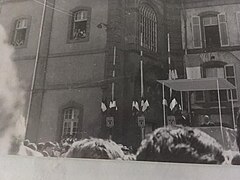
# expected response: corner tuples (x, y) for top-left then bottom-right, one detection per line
(139, 3), (158, 52)
(67, 7), (91, 43)
(224, 64), (238, 101)
(236, 11), (240, 41)
(217, 13), (229, 47)
(192, 16), (202, 49)
(62, 107), (79, 137)
(195, 91), (205, 103)
(191, 12), (229, 49)
(11, 16), (31, 48)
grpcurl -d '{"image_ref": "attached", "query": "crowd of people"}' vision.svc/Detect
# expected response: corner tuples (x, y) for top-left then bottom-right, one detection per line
(17, 125), (240, 165)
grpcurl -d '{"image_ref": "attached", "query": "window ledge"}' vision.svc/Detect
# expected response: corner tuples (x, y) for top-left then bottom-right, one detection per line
(66, 37), (90, 44)
(187, 45), (240, 54)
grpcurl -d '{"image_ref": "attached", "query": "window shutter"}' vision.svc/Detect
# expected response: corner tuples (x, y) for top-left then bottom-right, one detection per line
(192, 16), (202, 48)
(236, 12), (240, 36)
(218, 13), (229, 46)
(224, 64), (238, 101)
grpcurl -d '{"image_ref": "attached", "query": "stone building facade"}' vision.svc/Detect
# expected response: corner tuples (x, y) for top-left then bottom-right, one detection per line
(0, 0), (183, 148)
(181, 0), (240, 128)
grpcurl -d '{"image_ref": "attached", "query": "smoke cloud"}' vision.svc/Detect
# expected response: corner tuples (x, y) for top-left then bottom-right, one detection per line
(0, 24), (26, 155)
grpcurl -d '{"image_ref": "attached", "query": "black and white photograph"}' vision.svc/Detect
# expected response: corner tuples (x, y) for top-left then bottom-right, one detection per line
(0, 0), (240, 179)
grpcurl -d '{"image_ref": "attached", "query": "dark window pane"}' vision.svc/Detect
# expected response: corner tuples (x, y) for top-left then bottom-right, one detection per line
(209, 90), (227, 102)
(195, 91), (204, 102)
(225, 66), (234, 76)
(204, 25), (220, 48)
(227, 78), (235, 86)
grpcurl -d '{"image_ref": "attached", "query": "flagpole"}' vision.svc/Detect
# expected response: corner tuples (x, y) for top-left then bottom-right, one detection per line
(112, 46), (116, 101)
(217, 79), (225, 145)
(140, 33), (144, 98)
(140, 33), (145, 141)
(26, 0), (47, 132)
(167, 33), (171, 66)
(109, 46), (117, 140)
(230, 89), (236, 129)
(162, 82), (166, 127)
(167, 33), (173, 99)
(180, 91), (183, 111)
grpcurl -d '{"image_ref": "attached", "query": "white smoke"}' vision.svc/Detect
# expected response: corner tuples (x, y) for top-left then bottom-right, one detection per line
(0, 25), (26, 155)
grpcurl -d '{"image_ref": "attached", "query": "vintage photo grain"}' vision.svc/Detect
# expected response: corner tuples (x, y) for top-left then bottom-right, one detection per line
(0, 0), (240, 179)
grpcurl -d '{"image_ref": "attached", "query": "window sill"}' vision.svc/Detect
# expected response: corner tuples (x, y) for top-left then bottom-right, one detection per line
(187, 45), (240, 54)
(12, 44), (28, 49)
(66, 37), (90, 44)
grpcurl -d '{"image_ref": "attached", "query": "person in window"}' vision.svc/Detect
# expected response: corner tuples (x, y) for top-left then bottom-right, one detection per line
(201, 115), (215, 127)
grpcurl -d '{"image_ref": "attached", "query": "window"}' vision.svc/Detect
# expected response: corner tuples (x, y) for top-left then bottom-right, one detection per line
(205, 67), (224, 78)
(225, 65), (238, 101)
(195, 91), (205, 102)
(139, 4), (157, 52)
(12, 18), (28, 47)
(237, 12), (240, 37)
(69, 8), (91, 42)
(202, 16), (220, 48)
(192, 16), (202, 48)
(209, 90), (227, 102)
(192, 13), (229, 49)
(62, 108), (79, 137)
(205, 66), (227, 102)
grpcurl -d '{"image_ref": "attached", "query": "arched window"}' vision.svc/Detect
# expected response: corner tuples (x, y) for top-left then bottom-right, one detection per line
(62, 107), (79, 137)
(139, 4), (157, 52)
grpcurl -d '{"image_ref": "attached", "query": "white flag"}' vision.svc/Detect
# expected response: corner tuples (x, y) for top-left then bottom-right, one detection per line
(170, 98), (178, 111)
(109, 100), (117, 110)
(173, 69), (178, 79)
(132, 101), (139, 111)
(142, 100), (150, 112)
(101, 102), (107, 112)
(168, 69), (172, 80)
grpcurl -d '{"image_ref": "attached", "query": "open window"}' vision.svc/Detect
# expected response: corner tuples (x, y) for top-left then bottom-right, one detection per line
(12, 18), (28, 47)
(68, 7), (91, 42)
(191, 13), (229, 49)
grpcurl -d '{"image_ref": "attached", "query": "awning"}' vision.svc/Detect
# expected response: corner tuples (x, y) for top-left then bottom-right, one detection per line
(157, 78), (236, 91)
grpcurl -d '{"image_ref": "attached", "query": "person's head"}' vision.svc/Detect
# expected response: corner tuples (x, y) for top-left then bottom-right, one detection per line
(203, 115), (210, 123)
(44, 141), (55, 156)
(136, 126), (225, 164)
(65, 138), (125, 160)
(37, 142), (45, 152)
(27, 143), (37, 151)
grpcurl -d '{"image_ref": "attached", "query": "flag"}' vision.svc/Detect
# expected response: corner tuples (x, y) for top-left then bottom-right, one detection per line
(141, 99), (150, 112)
(172, 69), (178, 79)
(101, 102), (107, 112)
(170, 98), (178, 111)
(132, 101), (140, 111)
(162, 99), (168, 106)
(109, 100), (117, 110)
(169, 69), (172, 80)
